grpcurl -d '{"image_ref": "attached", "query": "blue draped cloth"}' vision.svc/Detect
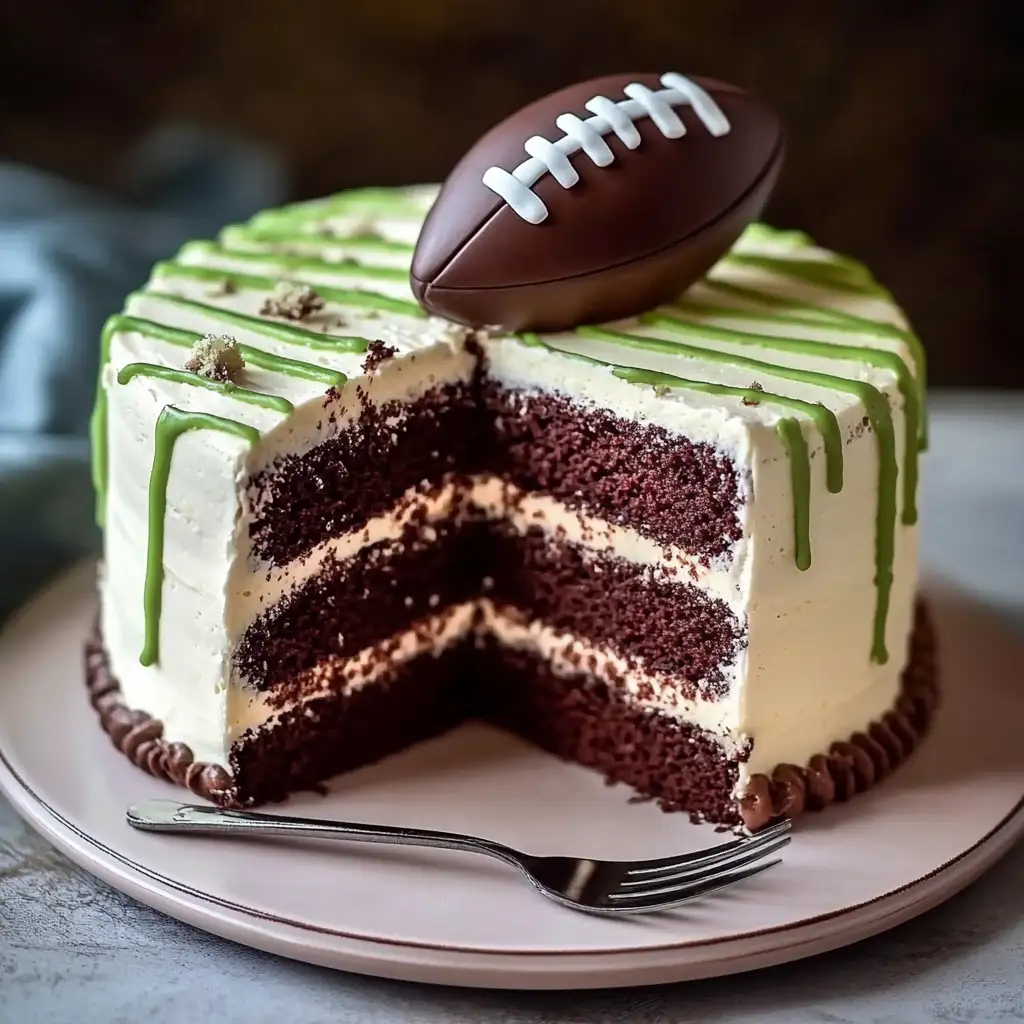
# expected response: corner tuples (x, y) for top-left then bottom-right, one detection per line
(0, 127), (285, 622)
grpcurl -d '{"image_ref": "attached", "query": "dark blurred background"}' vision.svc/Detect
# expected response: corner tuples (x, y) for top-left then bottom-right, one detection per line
(1, 0), (1020, 386)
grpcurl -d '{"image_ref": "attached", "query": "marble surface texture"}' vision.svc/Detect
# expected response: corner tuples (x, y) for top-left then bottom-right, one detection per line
(2, 391), (1023, 1024)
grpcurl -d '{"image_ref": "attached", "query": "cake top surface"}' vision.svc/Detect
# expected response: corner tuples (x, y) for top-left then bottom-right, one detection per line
(93, 180), (926, 526)
(93, 183), (927, 672)
(93, 180), (925, 440)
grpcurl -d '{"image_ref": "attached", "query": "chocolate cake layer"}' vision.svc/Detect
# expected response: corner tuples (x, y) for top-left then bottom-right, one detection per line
(489, 525), (743, 695)
(484, 382), (743, 558)
(86, 602), (937, 823)
(229, 637), (743, 816)
(248, 379), (487, 565)
(234, 519), (490, 691)
(230, 645), (475, 806)
(248, 376), (745, 570)
(235, 520), (743, 697)
(480, 643), (747, 825)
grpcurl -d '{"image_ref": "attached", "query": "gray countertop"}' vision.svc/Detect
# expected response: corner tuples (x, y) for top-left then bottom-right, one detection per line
(3, 392), (1023, 1024)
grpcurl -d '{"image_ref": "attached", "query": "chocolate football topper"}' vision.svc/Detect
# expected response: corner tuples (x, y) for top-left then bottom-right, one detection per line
(410, 72), (785, 333)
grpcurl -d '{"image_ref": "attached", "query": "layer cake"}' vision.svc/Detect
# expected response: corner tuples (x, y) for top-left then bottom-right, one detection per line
(88, 73), (935, 829)
(88, 184), (934, 829)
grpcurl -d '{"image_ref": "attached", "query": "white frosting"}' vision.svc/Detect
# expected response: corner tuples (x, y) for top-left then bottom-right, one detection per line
(97, 185), (921, 800)
(481, 73), (730, 223)
(482, 337), (917, 781)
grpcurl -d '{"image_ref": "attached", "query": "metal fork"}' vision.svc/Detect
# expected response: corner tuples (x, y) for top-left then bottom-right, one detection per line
(128, 800), (791, 915)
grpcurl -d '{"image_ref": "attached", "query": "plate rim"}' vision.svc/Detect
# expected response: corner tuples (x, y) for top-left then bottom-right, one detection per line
(4, 751), (1022, 987)
(3, 561), (1024, 986)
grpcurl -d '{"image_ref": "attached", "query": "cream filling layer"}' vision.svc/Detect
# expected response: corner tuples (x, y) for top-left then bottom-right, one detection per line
(229, 478), (745, 636)
(227, 593), (907, 787)
(480, 602), (744, 756)
(227, 601), (745, 758)
(228, 603), (477, 741)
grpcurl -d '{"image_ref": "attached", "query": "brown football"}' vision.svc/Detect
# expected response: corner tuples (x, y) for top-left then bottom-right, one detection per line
(410, 72), (785, 333)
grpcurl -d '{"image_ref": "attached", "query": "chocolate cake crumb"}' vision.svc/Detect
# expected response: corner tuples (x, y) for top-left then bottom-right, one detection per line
(362, 339), (397, 374)
(260, 281), (325, 321)
(742, 382), (764, 406)
(251, 375), (743, 566)
(184, 333), (244, 382)
(483, 642), (748, 825)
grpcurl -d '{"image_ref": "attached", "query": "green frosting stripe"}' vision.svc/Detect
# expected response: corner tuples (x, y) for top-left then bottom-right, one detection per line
(645, 311), (919, 525)
(237, 346), (347, 384)
(140, 406), (260, 666)
(90, 313), (346, 523)
(152, 261), (424, 318)
(724, 252), (889, 297)
(180, 240), (410, 281)
(116, 362), (294, 414)
(136, 291), (370, 353)
(579, 324), (898, 663)
(679, 290), (899, 336)
(775, 417), (812, 572)
(700, 276), (929, 450)
(740, 224), (815, 249)
(220, 224), (415, 257)
(609, 364), (843, 499)
(250, 187), (426, 228)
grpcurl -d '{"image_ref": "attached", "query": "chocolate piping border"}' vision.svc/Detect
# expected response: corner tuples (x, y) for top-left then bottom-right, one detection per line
(738, 600), (939, 829)
(84, 624), (238, 806)
(84, 601), (938, 827)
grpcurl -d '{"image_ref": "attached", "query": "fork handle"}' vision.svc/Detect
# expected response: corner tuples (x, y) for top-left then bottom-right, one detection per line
(127, 799), (520, 867)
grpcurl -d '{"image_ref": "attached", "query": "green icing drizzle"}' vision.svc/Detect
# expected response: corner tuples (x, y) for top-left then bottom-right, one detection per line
(609, 365), (843, 498)
(234, 346), (347, 384)
(220, 224), (414, 257)
(609, 367), (828, 571)
(136, 290), (370, 353)
(702, 270), (929, 451)
(140, 406), (259, 666)
(725, 252), (888, 297)
(116, 362), (294, 414)
(775, 418), (812, 571)
(180, 240), (410, 281)
(644, 311), (919, 525)
(249, 188), (427, 233)
(152, 261), (423, 318)
(579, 324), (898, 663)
(739, 223), (814, 249)
(90, 314), (347, 523)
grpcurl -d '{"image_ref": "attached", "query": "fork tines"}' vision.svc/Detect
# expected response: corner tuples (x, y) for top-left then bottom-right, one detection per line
(602, 818), (792, 914)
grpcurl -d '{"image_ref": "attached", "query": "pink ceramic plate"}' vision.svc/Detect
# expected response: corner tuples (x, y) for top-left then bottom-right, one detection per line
(1, 562), (1022, 989)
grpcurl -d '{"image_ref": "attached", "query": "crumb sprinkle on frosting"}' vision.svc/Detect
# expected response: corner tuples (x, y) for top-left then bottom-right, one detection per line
(184, 334), (245, 382)
(259, 281), (325, 321)
(361, 339), (398, 374)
